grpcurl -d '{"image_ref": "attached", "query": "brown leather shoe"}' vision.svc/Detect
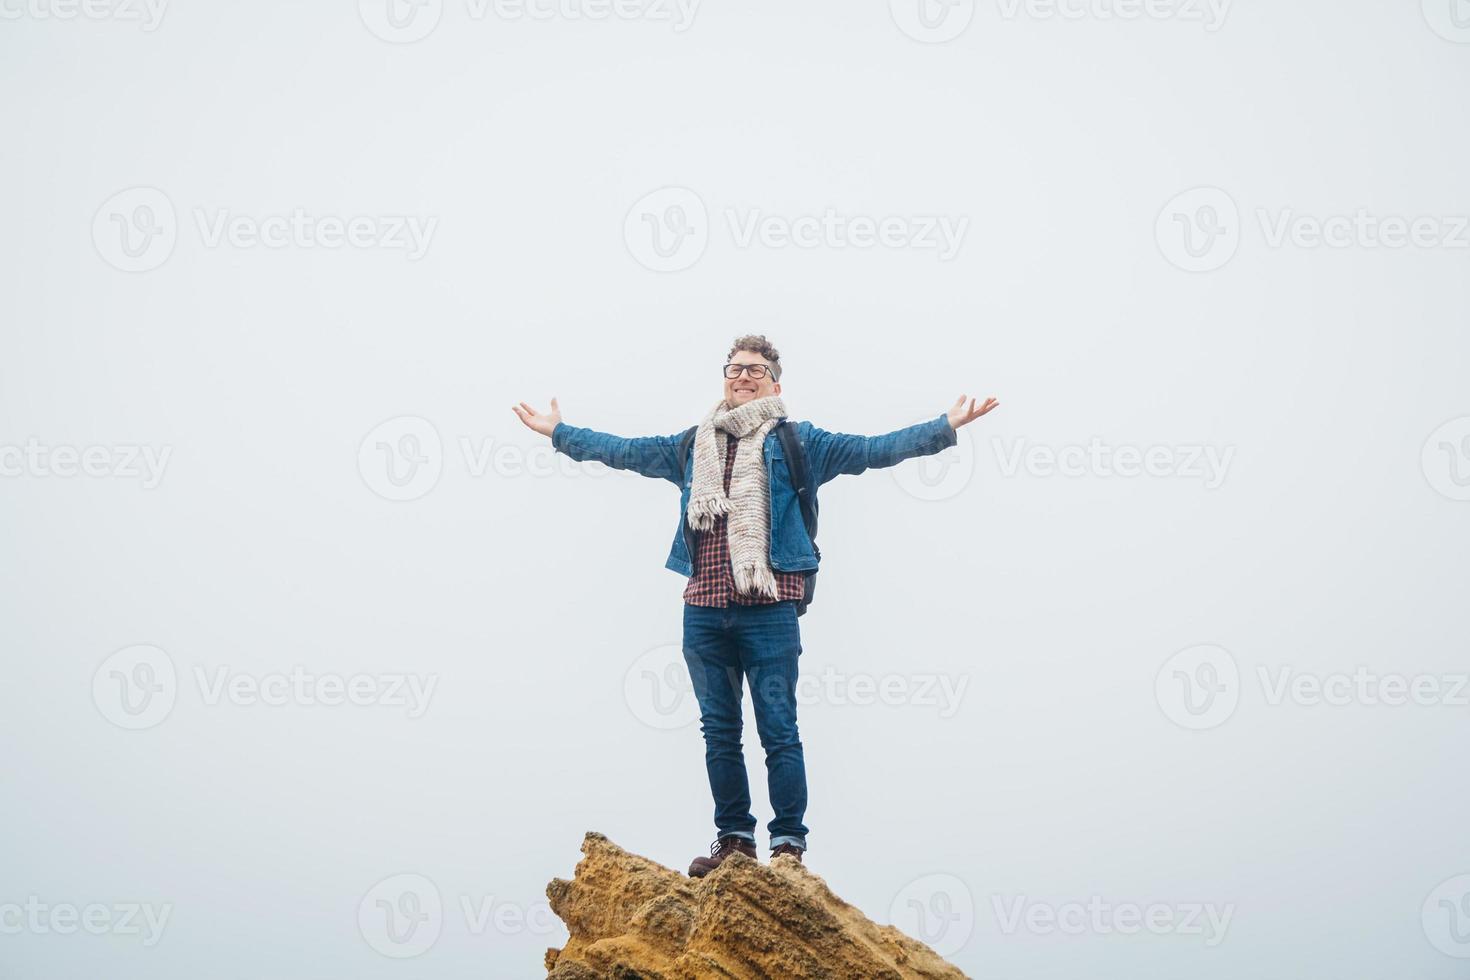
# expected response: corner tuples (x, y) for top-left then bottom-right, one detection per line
(771, 843), (805, 864)
(688, 834), (757, 877)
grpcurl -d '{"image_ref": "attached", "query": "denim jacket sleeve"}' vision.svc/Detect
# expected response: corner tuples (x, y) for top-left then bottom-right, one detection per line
(550, 421), (686, 485)
(805, 412), (957, 485)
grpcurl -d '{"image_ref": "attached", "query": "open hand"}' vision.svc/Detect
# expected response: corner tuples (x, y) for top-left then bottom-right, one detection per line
(946, 394), (999, 430)
(512, 397), (562, 438)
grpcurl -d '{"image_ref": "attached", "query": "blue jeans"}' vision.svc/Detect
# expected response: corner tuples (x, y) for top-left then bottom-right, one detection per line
(682, 599), (809, 851)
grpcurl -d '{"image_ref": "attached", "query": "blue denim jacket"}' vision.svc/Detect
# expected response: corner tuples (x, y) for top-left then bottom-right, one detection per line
(550, 413), (957, 577)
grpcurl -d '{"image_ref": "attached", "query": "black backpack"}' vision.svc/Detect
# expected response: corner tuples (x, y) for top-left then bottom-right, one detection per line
(678, 419), (820, 616)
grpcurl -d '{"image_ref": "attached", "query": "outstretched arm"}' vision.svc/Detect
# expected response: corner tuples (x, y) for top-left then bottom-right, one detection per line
(512, 397), (685, 485)
(807, 394), (999, 484)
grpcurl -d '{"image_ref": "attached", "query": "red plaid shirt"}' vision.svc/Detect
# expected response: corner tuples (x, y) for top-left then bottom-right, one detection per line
(683, 432), (807, 607)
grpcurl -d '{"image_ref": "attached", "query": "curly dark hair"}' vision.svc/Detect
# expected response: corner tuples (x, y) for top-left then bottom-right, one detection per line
(726, 334), (782, 382)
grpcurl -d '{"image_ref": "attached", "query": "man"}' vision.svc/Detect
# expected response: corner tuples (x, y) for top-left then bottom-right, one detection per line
(512, 336), (998, 877)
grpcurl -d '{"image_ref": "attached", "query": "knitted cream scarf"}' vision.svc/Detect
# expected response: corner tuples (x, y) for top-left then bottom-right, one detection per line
(686, 394), (789, 599)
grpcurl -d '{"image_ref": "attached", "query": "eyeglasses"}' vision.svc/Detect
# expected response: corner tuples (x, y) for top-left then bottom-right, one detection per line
(724, 363), (774, 380)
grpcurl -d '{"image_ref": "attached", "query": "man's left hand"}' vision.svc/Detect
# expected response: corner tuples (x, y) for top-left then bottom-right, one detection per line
(946, 394), (999, 430)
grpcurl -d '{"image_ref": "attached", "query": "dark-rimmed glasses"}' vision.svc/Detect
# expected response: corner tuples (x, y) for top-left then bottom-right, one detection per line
(724, 363), (773, 380)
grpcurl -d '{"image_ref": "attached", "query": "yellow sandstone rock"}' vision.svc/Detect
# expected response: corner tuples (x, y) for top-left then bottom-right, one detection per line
(544, 832), (969, 979)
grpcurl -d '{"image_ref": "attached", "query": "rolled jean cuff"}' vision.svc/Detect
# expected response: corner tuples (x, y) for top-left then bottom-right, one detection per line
(770, 835), (806, 851)
(721, 830), (757, 843)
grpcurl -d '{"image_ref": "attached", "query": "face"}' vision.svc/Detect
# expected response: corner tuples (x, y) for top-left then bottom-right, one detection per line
(723, 350), (781, 407)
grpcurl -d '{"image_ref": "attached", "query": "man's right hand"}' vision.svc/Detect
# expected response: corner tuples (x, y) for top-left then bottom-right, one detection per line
(512, 397), (562, 438)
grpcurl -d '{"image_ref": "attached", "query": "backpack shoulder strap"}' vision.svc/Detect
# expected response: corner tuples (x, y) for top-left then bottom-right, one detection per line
(777, 419), (818, 544)
(677, 425), (697, 480)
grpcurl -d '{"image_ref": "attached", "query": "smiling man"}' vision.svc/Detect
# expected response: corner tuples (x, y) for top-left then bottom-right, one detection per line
(512, 335), (998, 877)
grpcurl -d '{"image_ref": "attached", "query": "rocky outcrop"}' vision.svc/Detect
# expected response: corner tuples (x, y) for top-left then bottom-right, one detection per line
(544, 832), (969, 980)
